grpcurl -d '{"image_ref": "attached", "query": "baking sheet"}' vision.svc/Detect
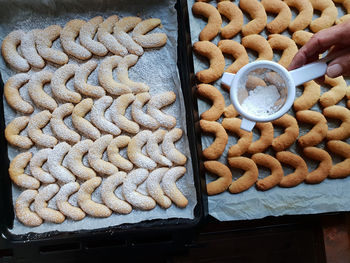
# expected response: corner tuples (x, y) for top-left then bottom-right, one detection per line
(188, 0), (350, 221)
(0, 0), (197, 235)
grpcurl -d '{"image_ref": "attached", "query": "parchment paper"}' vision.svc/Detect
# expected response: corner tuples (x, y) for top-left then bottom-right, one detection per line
(0, 0), (197, 235)
(188, 0), (350, 221)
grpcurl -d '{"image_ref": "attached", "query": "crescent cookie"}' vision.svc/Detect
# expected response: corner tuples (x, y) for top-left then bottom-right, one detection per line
(162, 166), (188, 208)
(5, 116), (33, 149)
(51, 64), (81, 104)
(20, 29), (45, 69)
(122, 168), (156, 210)
(116, 54), (150, 94)
(284, 0), (313, 32)
(218, 40), (249, 74)
(327, 140), (350, 179)
(224, 104), (239, 118)
(101, 172), (132, 214)
(79, 16), (108, 57)
(56, 182), (86, 221)
(247, 122), (274, 154)
(323, 105), (350, 140)
(4, 73), (33, 114)
(98, 55), (131, 96)
(131, 92), (160, 130)
(146, 168), (172, 208)
(48, 142), (76, 183)
(242, 34), (273, 61)
(1, 30), (30, 71)
(204, 161), (232, 196)
(88, 134), (119, 176)
(197, 84), (225, 121)
(293, 80), (320, 111)
(66, 139), (97, 181)
(127, 130), (157, 170)
(29, 148), (56, 184)
(27, 110), (58, 148)
(200, 120), (228, 160)
(268, 34), (298, 68)
(309, 0), (337, 32)
(217, 1), (243, 39)
(261, 0), (292, 34)
(60, 19), (92, 60)
(9, 152), (40, 189)
(77, 177), (112, 217)
(107, 136), (133, 171)
(15, 190), (43, 227)
(271, 114), (299, 152)
(27, 71), (57, 112)
(72, 98), (101, 141)
(50, 103), (81, 144)
(303, 147), (332, 184)
(320, 76), (347, 108)
(74, 60), (106, 98)
(228, 157), (258, 194)
(292, 30), (314, 46)
(146, 129), (173, 167)
(239, 0), (267, 36)
(162, 128), (187, 165)
(33, 184), (65, 224)
(113, 17), (144, 56)
(132, 18), (167, 48)
(36, 25), (68, 65)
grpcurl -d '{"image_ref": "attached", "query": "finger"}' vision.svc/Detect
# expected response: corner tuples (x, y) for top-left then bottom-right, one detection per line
(326, 52), (350, 78)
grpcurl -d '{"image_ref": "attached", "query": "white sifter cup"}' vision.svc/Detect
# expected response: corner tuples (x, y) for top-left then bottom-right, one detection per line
(221, 48), (350, 131)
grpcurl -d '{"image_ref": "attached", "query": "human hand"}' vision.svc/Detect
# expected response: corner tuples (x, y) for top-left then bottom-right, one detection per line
(288, 20), (350, 78)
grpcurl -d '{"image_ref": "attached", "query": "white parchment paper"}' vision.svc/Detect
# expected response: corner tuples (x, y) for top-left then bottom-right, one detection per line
(0, 0), (197, 235)
(188, 0), (350, 221)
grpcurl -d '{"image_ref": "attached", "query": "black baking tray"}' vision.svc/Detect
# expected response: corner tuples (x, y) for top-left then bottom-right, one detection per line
(0, 0), (208, 258)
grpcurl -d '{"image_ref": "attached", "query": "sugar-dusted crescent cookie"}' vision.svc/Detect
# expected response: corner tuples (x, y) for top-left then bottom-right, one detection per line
(72, 98), (101, 141)
(36, 25), (69, 65)
(29, 148), (56, 184)
(252, 153), (283, 191)
(147, 91), (177, 129)
(5, 116), (33, 149)
(217, 1), (243, 39)
(51, 64), (81, 104)
(107, 136), (133, 171)
(56, 182), (86, 221)
(15, 189), (43, 227)
(98, 55), (132, 96)
(218, 40), (249, 74)
(2, 30), (30, 71)
(276, 151), (308, 187)
(296, 110), (328, 147)
(271, 114), (299, 152)
(113, 17), (144, 56)
(88, 134), (119, 176)
(90, 96), (121, 136)
(241, 34), (273, 61)
(323, 105), (350, 140)
(268, 34), (298, 68)
(97, 15), (128, 56)
(4, 73), (33, 114)
(111, 94), (140, 134)
(261, 0), (292, 34)
(123, 168), (156, 210)
(60, 19), (92, 60)
(77, 177), (112, 217)
(127, 130), (157, 170)
(309, 0), (338, 32)
(27, 71), (57, 112)
(132, 18), (167, 48)
(327, 140), (350, 179)
(101, 172), (132, 214)
(292, 30), (314, 46)
(21, 29), (45, 69)
(66, 139), (96, 181)
(193, 41), (225, 83)
(34, 184), (65, 224)
(27, 110), (58, 148)
(294, 80), (320, 111)
(192, 2), (222, 41)
(146, 129), (173, 167)
(162, 128), (187, 166)
(131, 92), (160, 130)
(239, 0), (267, 36)
(228, 157), (258, 194)
(162, 166), (188, 208)
(79, 16), (108, 57)
(116, 54), (150, 94)
(303, 147), (332, 184)
(146, 168), (172, 208)
(197, 84), (225, 121)
(9, 152), (40, 189)
(48, 142), (76, 183)
(204, 161), (232, 196)
(50, 103), (81, 144)
(222, 118), (253, 157)
(74, 60), (106, 98)
(200, 120), (228, 160)
(247, 122), (274, 154)
(284, 0), (313, 32)
(320, 76), (347, 108)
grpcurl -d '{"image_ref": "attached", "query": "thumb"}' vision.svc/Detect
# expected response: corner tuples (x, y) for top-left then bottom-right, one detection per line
(326, 52), (350, 78)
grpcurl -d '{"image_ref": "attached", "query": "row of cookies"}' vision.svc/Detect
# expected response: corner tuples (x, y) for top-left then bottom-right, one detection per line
(1, 16), (167, 72)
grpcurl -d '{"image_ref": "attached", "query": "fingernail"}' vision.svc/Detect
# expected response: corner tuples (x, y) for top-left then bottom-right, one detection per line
(327, 64), (343, 78)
